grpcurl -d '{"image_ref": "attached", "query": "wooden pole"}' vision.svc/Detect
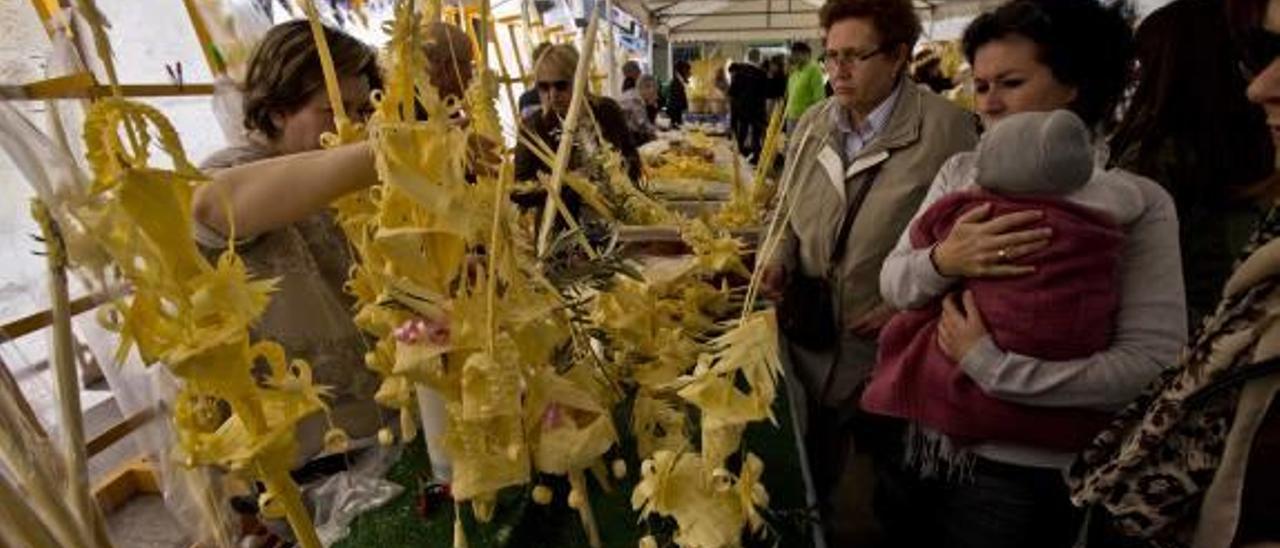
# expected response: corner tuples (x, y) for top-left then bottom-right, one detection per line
(535, 3), (602, 255)
(488, 20), (521, 127)
(0, 356), (47, 438)
(605, 0), (617, 97)
(300, 0), (354, 142)
(28, 0), (61, 26)
(0, 344), (88, 548)
(0, 411), (86, 547)
(181, 0), (225, 76)
(0, 472), (62, 548)
(32, 200), (108, 548)
(506, 24), (530, 84)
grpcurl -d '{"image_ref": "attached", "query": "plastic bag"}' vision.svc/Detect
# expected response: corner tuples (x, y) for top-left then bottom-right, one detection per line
(43, 23), (90, 170)
(212, 75), (249, 146)
(306, 446), (405, 547)
(191, 0), (275, 144)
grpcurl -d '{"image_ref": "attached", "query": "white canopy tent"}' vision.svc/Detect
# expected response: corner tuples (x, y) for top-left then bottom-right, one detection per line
(610, 0), (1175, 47)
(612, 0), (1006, 43)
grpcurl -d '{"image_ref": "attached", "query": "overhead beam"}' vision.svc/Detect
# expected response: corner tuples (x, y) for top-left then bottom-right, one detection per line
(650, 1), (681, 14)
(611, 0), (654, 26)
(0, 291), (104, 341)
(659, 8), (815, 18)
(667, 25), (821, 41)
(1, 81), (216, 101)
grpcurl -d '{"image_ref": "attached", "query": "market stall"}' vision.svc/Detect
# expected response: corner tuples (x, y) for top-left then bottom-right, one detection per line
(0, 1), (814, 547)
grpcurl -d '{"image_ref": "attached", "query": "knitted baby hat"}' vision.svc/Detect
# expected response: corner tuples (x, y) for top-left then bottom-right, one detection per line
(976, 109), (1094, 195)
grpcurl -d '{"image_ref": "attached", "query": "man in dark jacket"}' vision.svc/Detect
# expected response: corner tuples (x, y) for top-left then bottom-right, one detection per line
(666, 60), (692, 128)
(728, 50), (769, 161)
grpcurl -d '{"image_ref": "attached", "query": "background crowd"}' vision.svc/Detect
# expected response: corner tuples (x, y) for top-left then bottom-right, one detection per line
(190, 0), (1280, 545)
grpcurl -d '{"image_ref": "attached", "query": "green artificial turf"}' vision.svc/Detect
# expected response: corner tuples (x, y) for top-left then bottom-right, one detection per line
(335, 387), (816, 548)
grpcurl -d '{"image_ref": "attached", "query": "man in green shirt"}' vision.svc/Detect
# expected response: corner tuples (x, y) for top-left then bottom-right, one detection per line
(785, 42), (827, 128)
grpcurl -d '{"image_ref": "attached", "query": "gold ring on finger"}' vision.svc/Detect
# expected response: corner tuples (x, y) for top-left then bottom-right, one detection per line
(998, 248), (1010, 262)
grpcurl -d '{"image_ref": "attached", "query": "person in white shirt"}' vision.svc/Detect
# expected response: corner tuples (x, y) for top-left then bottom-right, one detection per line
(619, 75), (660, 144)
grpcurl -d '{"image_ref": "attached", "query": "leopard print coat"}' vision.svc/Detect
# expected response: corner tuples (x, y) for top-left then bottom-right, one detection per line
(1068, 206), (1280, 547)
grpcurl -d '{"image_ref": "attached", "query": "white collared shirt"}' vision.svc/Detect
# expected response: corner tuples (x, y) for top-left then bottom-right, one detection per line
(831, 79), (903, 162)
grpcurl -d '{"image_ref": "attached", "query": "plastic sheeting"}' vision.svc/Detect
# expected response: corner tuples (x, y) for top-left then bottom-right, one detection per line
(0, 88), (237, 548)
(309, 446), (405, 547)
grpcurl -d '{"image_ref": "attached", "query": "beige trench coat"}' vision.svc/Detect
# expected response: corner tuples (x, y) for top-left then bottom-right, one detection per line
(771, 80), (978, 414)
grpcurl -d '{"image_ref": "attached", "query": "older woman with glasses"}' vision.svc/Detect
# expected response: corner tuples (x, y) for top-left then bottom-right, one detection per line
(513, 44), (642, 187)
(866, 0), (1186, 546)
(758, 0), (976, 542)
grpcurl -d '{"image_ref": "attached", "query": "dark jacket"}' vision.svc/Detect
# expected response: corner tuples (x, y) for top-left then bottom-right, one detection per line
(518, 88), (541, 117)
(513, 95), (642, 194)
(1114, 139), (1266, 328)
(667, 76), (689, 126)
(765, 73), (787, 101)
(727, 62), (768, 116)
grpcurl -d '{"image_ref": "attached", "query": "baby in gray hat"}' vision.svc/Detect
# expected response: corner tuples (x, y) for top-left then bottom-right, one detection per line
(975, 109), (1095, 196)
(864, 109), (1148, 451)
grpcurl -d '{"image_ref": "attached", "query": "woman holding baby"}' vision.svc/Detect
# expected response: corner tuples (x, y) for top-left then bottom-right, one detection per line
(860, 0), (1187, 545)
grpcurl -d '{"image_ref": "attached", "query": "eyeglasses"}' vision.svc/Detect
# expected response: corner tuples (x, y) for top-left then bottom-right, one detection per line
(1238, 28), (1280, 80)
(821, 46), (885, 68)
(536, 80), (571, 92)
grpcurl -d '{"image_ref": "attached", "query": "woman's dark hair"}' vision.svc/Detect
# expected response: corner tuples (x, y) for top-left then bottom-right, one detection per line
(1109, 0), (1272, 204)
(242, 20), (381, 139)
(819, 0), (922, 51)
(1227, 0), (1280, 76)
(1227, 0), (1267, 36)
(791, 42), (812, 55)
(961, 0), (1134, 127)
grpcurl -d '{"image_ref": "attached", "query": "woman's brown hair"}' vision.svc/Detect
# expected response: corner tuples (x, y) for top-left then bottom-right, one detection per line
(818, 0), (922, 52)
(1109, 0), (1272, 206)
(241, 20), (381, 139)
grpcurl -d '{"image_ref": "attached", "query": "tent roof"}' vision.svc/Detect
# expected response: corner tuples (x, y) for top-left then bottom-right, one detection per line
(619, 0), (1002, 43)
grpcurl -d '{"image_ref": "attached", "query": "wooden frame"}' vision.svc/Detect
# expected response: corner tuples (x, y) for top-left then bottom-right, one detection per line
(93, 458), (161, 514)
(2, 80), (216, 101)
(1, 292), (104, 340)
(1, 1), (582, 531)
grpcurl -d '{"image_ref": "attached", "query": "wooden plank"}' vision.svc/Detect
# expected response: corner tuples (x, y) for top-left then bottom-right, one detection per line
(92, 458), (159, 514)
(1, 82), (216, 101)
(86, 409), (153, 458)
(506, 24), (530, 83)
(0, 292), (102, 341)
(92, 461), (141, 513)
(131, 464), (161, 494)
(0, 355), (48, 438)
(0, 72), (91, 99)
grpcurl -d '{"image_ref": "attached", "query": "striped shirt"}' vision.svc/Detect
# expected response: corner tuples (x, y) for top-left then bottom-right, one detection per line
(831, 80), (903, 162)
